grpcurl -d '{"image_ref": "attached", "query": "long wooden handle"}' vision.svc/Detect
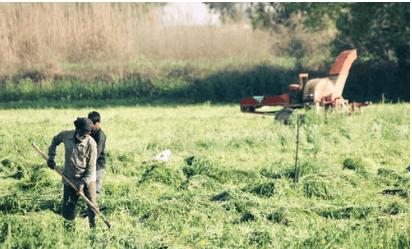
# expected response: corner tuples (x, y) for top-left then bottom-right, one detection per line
(32, 142), (111, 229)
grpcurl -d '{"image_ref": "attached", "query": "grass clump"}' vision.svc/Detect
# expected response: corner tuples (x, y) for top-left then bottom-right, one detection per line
(183, 156), (262, 184)
(248, 230), (272, 247)
(243, 181), (276, 198)
(375, 167), (410, 196)
(343, 158), (368, 176)
(213, 169), (262, 184)
(298, 160), (323, 178)
(183, 156), (217, 178)
(0, 193), (31, 214)
(315, 206), (381, 219)
(179, 174), (221, 192)
(381, 201), (409, 215)
(139, 201), (189, 225)
(0, 192), (60, 215)
(301, 174), (346, 200)
(377, 167), (395, 176)
(266, 206), (316, 227)
(266, 207), (289, 225)
(211, 189), (241, 202)
(1, 158), (12, 168)
(138, 163), (185, 188)
(18, 167), (55, 191)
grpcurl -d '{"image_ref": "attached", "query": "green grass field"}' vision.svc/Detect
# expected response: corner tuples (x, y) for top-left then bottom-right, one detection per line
(0, 102), (409, 248)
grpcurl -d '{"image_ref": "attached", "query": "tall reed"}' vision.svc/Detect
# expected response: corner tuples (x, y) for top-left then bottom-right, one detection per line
(0, 3), (279, 79)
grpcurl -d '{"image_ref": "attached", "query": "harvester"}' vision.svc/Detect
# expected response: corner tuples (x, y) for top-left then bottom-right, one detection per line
(240, 49), (369, 123)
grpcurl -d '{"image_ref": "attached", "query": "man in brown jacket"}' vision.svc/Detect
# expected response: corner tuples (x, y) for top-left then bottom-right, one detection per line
(47, 117), (99, 229)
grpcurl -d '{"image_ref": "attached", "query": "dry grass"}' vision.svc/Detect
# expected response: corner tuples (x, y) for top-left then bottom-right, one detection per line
(0, 3), (335, 80)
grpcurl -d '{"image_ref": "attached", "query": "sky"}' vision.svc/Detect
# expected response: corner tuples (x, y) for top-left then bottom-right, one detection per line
(158, 2), (222, 27)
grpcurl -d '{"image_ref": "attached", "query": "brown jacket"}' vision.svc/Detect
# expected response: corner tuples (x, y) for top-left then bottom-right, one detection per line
(48, 130), (97, 186)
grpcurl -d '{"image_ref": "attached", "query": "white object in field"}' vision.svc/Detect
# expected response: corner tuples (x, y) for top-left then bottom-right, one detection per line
(153, 150), (171, 162)
(143, 150), (171, 163)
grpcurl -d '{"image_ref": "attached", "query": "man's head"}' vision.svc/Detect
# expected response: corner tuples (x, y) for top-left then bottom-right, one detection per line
(74, 117), (93, 138)
(88, 111), (101, 131)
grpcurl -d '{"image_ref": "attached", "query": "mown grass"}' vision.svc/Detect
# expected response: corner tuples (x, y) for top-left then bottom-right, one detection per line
(0, 103), (409, 248)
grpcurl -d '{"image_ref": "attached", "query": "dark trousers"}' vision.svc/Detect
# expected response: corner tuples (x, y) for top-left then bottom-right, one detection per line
(62, 181), (98, 227)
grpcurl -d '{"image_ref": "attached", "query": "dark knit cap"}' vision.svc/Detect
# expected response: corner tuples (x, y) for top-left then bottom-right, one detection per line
(74, 117), (93, 132)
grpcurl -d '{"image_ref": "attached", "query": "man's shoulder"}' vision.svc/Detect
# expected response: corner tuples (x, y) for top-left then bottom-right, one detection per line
(59, 129), (75, 137)
(98, 128), (106, 136)
(87, 136), (97, 148)
(95, 128), (106, 140)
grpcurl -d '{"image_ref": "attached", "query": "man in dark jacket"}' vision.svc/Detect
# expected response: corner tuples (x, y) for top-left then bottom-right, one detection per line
(88, 111), (107, 196)
(48, 117), (99, 229)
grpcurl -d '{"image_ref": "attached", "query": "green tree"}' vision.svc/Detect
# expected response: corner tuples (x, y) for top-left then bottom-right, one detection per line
(203, 2), (238, 22)
(334, 2), (409, 63)
(283, 2), (410, 63)
(284, 2), (409, 101)
(204, 3), (291, 29)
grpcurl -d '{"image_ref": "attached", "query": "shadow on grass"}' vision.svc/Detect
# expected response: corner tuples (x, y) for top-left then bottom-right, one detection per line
(0, 64), (301, 109)
(0, 97), (193, 110)
(0, 61), (408, 109)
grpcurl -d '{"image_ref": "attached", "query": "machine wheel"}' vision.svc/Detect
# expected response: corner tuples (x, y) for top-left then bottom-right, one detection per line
(275, 108), (295, 125)
(248, 106), (255, 112)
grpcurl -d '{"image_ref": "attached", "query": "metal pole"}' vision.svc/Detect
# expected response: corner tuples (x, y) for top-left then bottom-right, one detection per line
(294, 115), (301, 186)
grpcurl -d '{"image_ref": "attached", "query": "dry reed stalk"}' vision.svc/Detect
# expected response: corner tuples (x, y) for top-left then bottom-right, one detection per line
(0, 3), (331, 79)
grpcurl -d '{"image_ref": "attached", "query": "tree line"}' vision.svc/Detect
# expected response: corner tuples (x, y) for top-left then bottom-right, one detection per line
(205, 2), (410, 101)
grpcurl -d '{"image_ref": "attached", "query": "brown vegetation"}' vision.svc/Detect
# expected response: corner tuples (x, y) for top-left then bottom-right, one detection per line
(0, 3), (335, 81)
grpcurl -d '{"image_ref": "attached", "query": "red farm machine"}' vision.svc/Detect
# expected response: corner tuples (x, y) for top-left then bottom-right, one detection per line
(240, 49), (369, 123)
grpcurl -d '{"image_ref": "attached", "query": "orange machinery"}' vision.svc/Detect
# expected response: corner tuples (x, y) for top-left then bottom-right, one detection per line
(240, 49), (368, 123)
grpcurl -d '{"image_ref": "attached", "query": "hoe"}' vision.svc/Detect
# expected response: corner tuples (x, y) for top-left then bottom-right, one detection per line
(240, 49), (370, 124)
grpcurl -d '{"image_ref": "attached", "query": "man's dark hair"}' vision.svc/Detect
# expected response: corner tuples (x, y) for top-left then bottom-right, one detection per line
(74, 117), (93, 132)
(88, 111), (101, 124)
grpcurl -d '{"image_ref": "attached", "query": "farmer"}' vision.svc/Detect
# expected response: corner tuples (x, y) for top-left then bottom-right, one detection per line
(88, 111), (107, 196)
(47, 117), (99, 229)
